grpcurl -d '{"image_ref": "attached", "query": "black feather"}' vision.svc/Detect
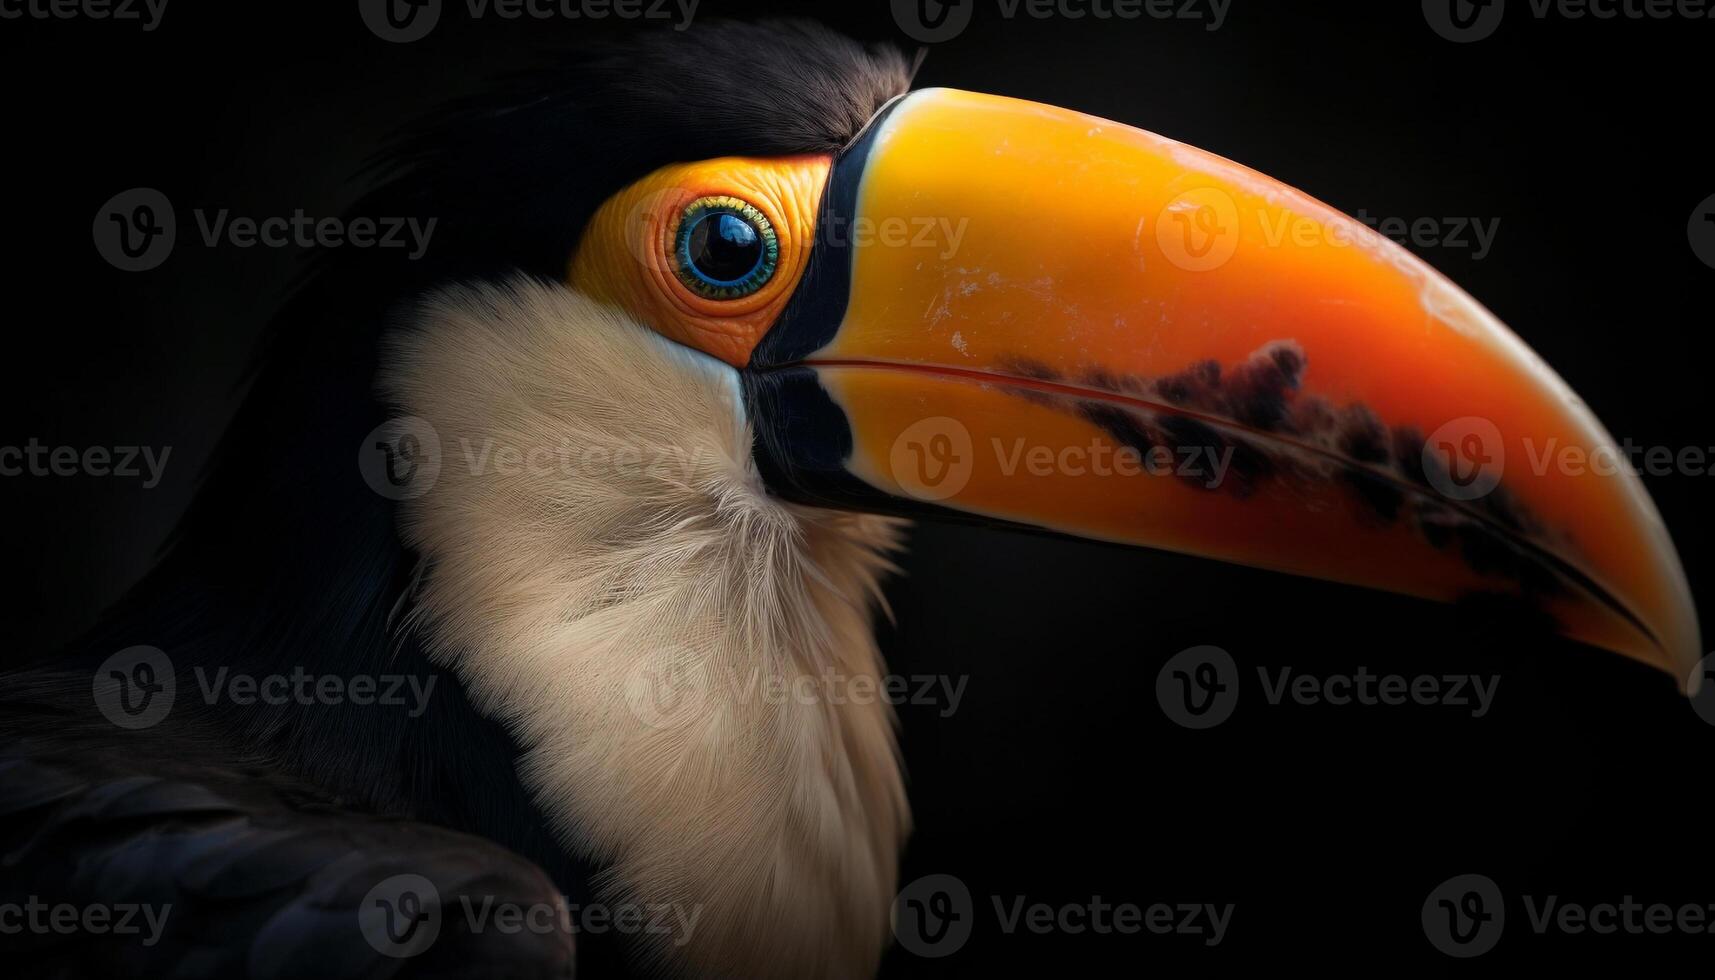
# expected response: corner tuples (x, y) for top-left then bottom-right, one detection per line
(0, 703), (575, 979)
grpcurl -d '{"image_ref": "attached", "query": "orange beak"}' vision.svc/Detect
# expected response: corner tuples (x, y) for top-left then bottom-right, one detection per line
(746, 88), (1700, 691)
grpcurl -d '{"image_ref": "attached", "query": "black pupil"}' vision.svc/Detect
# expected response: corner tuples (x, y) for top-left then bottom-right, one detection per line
(687, 212), (762, 283)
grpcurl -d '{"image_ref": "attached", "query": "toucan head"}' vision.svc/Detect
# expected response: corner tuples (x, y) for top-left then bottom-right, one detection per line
(545, 38), (1699, 692)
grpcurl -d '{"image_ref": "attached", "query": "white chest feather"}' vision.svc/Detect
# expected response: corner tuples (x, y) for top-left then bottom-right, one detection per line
(383, 279), (909, 978)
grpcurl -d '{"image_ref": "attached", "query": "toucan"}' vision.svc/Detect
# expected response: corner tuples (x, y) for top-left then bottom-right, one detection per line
(0, 18), (1700, 980)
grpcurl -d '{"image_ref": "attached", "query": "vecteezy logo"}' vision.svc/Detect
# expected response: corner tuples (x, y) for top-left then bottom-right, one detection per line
(1155, 645), (1239, 729)
(1422, 874), (1504, 957)
(1689, 653), (1715, 726)
(359, 0), (442, 43)
(358, 416), (443, 501)
(889, 417), (974, 502)
(1422, 417), (1505, 502)
(623, 649), (708, 730)
(892, 874), (973, 957)
(891, 0), (974, 43)
(1423, 0), (1506, 42)
(1688, 194), (1715, 270)
(360, 874), (442, 958)
(93, 188), (176, 272)
(93, 646), (176, 730)
(1156, 187), (1241, 273)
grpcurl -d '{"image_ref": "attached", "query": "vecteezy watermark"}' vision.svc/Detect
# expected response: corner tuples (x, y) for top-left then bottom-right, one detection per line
(0, 897), (172, 947)
(892, 874), (973, 957)
(891, 0), (1231, 43)
(886, 416), (1235, 503)
(0, 0), (168, 31)
(452, 437), (718, 485)
(93, 647), (440, 730)
(358, 420), (740, 501)
(193, 666), (438, 718)
(1421, 416), (1715, 502)
(461, 895), (700, 948)
(891, 874), (1233, 958)
(1154, 187), (1502, 274)
(1256, 666), (1499, 717)
(1422, 417), (1506, 502)
(818, 214), (971, 261)
(889, 417), (977, 502)
(91, 187), (174, 272)
(1335, 210), (1500, 261)
(359, 873), (701, 958)
(1423, 874), (1505, 957)
(93, 188), (437, 272)
(1424, 0), (1715, 43)
(93, 645), (176, 730)
(1522, 894), (1715, 937)
(625, 651), (970, 730)
(359, 416), (444, 501)
(1689, 194), (1715, 270)
(361, 875), (442, 959)
(1154, 645), (1240, 729)
(1425, 873), (1715, 957)
(358, 0), (699, 42)
(990, 436), (1232, 488)
(1421, 0), (1509, 41)
(0, 439), (171, 488)
(1156, 646), (1500, 729)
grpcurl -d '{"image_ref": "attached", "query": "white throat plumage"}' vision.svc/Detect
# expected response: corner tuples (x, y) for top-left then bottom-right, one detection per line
(383, 278), (909, 978)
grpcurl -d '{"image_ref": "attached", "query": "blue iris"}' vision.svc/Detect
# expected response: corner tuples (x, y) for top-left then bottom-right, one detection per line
(682, 212), (763, 285)
(672, 198), (779, 300)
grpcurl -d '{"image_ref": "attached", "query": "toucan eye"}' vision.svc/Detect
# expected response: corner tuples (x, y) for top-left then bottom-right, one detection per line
(673, 196), (779, 300)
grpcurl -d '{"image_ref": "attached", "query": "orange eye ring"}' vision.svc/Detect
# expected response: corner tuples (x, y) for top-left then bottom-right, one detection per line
(570, 155), (832, 367)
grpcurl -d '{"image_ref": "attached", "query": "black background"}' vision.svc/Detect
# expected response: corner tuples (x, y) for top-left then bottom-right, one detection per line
(2, 0), (1712, 973)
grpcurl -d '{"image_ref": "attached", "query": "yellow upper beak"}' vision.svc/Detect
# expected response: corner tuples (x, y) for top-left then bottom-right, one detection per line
(749, 88), (1699, 690)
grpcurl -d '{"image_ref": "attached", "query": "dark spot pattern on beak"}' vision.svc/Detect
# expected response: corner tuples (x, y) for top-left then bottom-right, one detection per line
(995, 343), (1572, 601)
(1154, 343), (1306, 432)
